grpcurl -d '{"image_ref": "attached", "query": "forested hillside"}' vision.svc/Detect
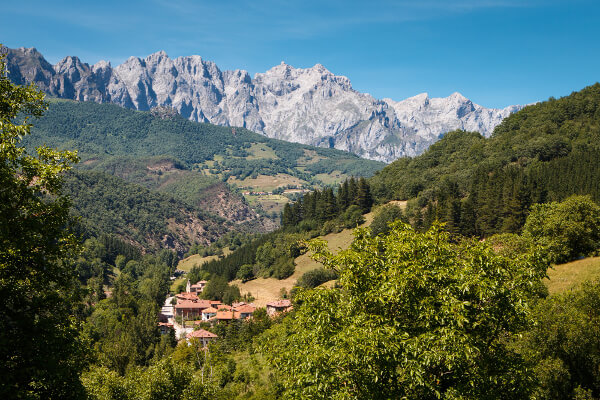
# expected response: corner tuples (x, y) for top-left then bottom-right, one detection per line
(370, 83), (600, 236)
(65, 170), (230, 255)
(27, 99), (384, 180)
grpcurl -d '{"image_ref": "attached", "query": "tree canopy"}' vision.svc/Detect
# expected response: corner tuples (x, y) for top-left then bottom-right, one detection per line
(263, 222), (548, 399)
(0, 50), (85, 398)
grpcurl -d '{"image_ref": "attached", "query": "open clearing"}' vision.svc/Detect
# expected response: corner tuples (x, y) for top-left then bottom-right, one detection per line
(545, 257), (600, 295)
(177, 253), (222, 272)
(232, 209), (376, 307)
(245, 194), (289, 214)
(315, 171), (348, 185)
(170, 277), (186, 293)
(246, 143), (278, 160)
(229, 173), (306, 192)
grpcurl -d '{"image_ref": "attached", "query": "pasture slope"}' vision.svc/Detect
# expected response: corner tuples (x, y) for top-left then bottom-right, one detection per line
(232, 201), (407, 307)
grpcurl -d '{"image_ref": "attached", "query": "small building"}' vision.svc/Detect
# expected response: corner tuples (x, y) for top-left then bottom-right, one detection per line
(266, 299), (292, 316)
(201, 307), (218, 321)
(235, 304), (256, 319)
(215, 310), (235, 323)
(186, 329), (218, 347)
(176, 292), (199, 302)
(190, 280), (208, 294)
(158, 322), (174, 335)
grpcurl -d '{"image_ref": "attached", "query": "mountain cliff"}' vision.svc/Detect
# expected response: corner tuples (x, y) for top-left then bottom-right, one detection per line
(6, 46), (523, 162)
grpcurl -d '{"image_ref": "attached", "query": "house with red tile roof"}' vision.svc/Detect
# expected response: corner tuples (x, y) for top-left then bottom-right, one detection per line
(174, 299), (212, 319)
(158, 322), (174, 335)
(186, 329), (218, 347)
(215, 310), (235, 322)
(201, 307), (218, 321)
(175, 292), (199, 302)
(266, 299), (292, 316)
(235, 304), (256, 319)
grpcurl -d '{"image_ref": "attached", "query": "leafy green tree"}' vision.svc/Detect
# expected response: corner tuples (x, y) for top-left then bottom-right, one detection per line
(340, 204), (365, 229)
(236, 264), (255, 282)
(370, 204), (406, 236)
(523, 195), (600, 263)
(0, 50), (85, 398)
(263, 223), (547, 399)
(517, 281), (600, 399)
(296, 268), (338, 289)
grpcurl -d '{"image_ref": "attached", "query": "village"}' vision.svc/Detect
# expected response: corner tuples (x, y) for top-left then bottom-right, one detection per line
(159, 279), (292, 347)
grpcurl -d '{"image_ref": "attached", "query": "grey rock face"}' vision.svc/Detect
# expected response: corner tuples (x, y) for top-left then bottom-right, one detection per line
(5, 47), (524, 163)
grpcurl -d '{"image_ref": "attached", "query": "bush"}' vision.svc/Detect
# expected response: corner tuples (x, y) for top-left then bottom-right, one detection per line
(296, 268), (338, 289)
(340, 205), (364, 229)
(236, 264), (255, 282)
(370, 204), (406, 236)
(273, 258), (295, 280)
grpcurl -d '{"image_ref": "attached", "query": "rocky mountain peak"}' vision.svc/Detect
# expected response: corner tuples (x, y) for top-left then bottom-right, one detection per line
(5, 46), (525, 163)
(448, 92), (468, 101)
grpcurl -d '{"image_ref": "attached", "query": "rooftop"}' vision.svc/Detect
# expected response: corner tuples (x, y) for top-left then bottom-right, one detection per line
(187, 329), (218, 339)
(266, 299), (292, 308)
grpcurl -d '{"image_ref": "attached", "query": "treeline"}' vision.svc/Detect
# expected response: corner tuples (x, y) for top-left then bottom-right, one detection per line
(371, 83), (600, 202)
(186, 177), (377, 283)
(406, 147), (600, 238)
(188, 230), (303, 282)
(281, 177), (373, 229)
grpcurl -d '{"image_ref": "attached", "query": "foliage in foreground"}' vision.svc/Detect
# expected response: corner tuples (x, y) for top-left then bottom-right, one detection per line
(263, 223), (548, 399)
(0, 51), (85, 398)
(517, 281), (600, 400)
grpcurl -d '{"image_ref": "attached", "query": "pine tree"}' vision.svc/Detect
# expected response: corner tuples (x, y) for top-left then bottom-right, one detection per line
(282, 203), (295, 228)
(337, 179), (350, 212)
(348, 177), (358, 206)
(357, 177), (373, 213)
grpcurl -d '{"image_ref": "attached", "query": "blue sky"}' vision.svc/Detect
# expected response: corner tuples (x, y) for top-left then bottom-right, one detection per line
(2, 0), (599, 108)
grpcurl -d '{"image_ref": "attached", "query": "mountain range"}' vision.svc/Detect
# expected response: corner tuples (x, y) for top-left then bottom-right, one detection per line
(6, 46), (524, 162)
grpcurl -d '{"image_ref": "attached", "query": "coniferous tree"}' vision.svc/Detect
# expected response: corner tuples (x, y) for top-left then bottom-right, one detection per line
(357, 177), (373, 213)
(282, 203), (294, 228)
(338, 179), (350, 211)
(348, 177), (358, 206)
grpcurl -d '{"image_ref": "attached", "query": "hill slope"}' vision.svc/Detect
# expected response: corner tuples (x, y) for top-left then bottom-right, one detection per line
(371, 83), (600, 201)
(545, 257), (600, 295)
(27, 99), (384, 220)
(27, 99), (384, 180)
(64, 170), (229, 255)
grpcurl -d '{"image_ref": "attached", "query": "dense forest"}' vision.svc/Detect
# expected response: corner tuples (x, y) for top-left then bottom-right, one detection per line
(64, 170), (230, 255)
